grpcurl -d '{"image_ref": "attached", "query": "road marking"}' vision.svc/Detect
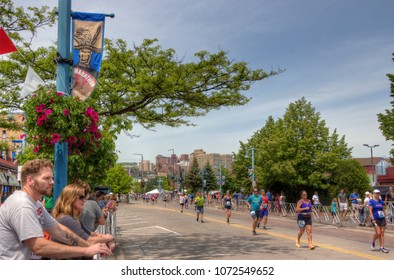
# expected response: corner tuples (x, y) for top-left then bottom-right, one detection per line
(130, 204), (386, 260)
(119, 221), (148, 226)
(155, 226), (181, 235)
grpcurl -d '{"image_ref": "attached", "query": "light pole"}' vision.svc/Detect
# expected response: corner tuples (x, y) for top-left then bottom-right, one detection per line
(200, 168), (206, 194)
(168, 149), (176, 191)
(363, 144), (379, 186)
(133, 153), (144, 192)
(215, 160), (225, 203)
(245, 148), (256, 187)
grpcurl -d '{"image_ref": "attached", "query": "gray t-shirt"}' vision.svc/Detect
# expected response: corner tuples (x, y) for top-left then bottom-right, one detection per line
(79, 200), (102, 232)
(0, 191), (57, 260)
(55, 215), (90, 241)
(338, 193), (347, 203)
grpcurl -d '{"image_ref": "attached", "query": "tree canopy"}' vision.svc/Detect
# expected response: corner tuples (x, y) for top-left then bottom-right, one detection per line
(378, 53), (394, 158)
(0, 1), (280, 187)
(233, 97), (367, 202)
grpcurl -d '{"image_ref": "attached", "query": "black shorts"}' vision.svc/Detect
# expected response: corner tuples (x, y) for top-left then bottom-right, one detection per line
(375, 218), (386, 227)
(297, 216), (312, 228)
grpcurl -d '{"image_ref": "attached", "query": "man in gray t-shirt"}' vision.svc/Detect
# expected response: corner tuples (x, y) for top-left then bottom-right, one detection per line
(80, 197), (105, 232)
(0, 159), (112, 260)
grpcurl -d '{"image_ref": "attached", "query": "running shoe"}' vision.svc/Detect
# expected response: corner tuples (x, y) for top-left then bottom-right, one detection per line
(309, 245), (315, 250)
(196, 217), (199, 222)
(263, 226), (267, 230)
(201, 220), (204, 223)
(380, 247), (389, 253)
(253, 230), (257, 236)
(370, 240), (375, 250)
(295, 240), (300, 248)
(257, 223), (260, 228)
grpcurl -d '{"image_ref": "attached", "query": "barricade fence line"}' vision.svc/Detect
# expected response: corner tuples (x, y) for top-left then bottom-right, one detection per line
(128, 195), (394, 228)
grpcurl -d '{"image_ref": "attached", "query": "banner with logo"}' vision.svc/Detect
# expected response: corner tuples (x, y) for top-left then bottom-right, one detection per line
(71, 12), (106, 100)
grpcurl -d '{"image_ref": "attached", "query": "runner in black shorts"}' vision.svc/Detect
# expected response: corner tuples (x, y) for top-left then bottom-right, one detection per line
(222, 190), (232, 224)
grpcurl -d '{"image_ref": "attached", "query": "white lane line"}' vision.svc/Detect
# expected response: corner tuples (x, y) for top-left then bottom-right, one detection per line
(155, 226), (181, 236)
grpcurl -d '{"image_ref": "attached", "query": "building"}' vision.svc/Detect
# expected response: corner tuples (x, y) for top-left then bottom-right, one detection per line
(0, 113), (24, 195)
(189, 149), (233, 173)
(355, 157), (392, 185)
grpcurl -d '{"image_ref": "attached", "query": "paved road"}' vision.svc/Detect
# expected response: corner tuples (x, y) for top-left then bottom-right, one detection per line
(112, 201), (394, 260)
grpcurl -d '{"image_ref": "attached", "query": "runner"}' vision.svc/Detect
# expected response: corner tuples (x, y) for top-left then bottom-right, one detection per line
(222, 190), (232, 224)
(246, 188), (262, 235)
(195, 192), (205, 223)
(295, 190), (315, 250)
(257, 190), (270, 230)
(369, 189), (389, 253)
(179, 193), (185, 213)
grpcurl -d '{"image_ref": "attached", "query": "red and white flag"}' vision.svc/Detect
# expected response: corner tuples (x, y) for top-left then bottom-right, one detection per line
(0, 27), (17, 55)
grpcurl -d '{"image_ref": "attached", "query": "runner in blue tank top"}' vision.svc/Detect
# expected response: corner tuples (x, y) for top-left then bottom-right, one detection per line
(295, 190), (315, 250)
(368, 189), (389, 253)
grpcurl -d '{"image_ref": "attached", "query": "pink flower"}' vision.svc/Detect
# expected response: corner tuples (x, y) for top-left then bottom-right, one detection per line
(52, 134), (61, 141)
(19, 134), (26, 139)
(63, 109), (70, 116)
(35, 105), (44, 113)
(44, 109), (52, 116)
(94, 131), (102, 139)
(89, 123), (98, 133)
(56, 91), (63, 97)
(50, 98), (54, 104)
(33, 145), (40, 153)
(36, 119), (44, 126)
(68, 135), (77, 144)
(84, 108), (94, 117)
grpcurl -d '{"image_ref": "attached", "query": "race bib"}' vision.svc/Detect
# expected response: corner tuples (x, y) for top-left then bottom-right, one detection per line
(263, 204), (268, 209)
(378, 211), (385, 218)
(250, 211), (256, 218)
(298, 220), (306, 228)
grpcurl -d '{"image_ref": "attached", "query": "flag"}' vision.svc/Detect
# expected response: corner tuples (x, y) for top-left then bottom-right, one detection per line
(71, 12), (106, 101)
(0, 27), (17, 55)
(21, 66), (45, 98)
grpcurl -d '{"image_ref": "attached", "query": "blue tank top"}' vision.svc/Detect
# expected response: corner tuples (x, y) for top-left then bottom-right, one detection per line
(298, 200), (312, 219)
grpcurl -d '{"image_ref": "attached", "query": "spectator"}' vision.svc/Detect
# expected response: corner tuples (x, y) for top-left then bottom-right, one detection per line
(52, 183), (115, 259)
(0, 159), (111, 260)
(80, 189), (107, 232)
(349, 190), (360, 211)
(384, 186), (394, 222)
(338, 189), (348, 221)
(312, 191), (320, 211)
(360, 191), (371, 226)
(331, 198), (338, 225)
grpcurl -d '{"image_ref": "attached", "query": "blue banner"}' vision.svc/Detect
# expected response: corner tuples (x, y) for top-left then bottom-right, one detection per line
(72, 12), (106, 100)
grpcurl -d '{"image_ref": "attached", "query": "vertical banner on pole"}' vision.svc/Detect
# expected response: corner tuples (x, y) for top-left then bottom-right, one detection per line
(71, 12), (106, 100)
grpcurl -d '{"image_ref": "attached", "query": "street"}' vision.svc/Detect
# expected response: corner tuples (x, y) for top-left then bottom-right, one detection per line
(113, 201), (394, 260)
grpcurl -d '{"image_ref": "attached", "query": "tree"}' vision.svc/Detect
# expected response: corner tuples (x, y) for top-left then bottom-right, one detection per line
(203, 161), (218, 192)
(103, 164), (133, 194)
(239, 97), (352, 202)
(329, 159), (370, 200)
(1, 2), (281, 187)
(184, 157), (201, 193)
(378, 53), (394, 157)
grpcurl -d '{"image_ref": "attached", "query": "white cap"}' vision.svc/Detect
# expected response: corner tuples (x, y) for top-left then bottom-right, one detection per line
(373, 189), (380, 194)
(365, 191), (370, 195)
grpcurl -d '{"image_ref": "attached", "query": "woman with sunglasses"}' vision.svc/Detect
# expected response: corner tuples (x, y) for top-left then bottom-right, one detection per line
(52, 184), (115, 258)
(369, 189), (389, 253)
(295, 190), (315, 250)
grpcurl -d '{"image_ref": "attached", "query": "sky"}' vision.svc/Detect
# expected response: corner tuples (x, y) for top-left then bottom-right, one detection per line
(14, 0), (394, 163)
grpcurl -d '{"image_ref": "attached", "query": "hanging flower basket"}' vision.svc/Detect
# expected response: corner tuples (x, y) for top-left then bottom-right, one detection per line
(22, 90), (102, 156)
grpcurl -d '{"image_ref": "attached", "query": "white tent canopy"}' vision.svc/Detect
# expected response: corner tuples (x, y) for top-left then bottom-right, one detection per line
(145, 188), (161, 195)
